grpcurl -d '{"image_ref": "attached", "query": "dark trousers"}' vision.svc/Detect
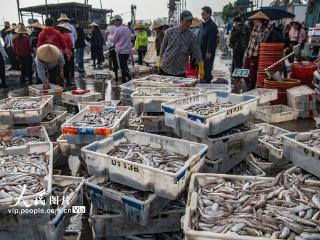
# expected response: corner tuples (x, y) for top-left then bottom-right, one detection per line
(64, 55), (72, 85)
(48, 66), (60, 85)
(159, 68), (186, 77)
(19, 55), (33, 83)
(204, 58), (214, 83)
(70, 49), (75, 78)
(243, 56), (259, 90)
(109, 48), (119, 81)
(231, 49), (245, 74)
(76, 48), (84, 71)
(138, 49), (146, 65)
(0, 54), (6, 87)
(118, 54), (131, 83)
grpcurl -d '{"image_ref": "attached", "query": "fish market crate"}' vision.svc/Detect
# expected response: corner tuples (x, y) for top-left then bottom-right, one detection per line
(162, 91), (258, 138)
(196, 83), (231, 93)
(227, 156), (266, 177)
(132, 87), (200, 114)
(255, 105), (299, 123)
(62, 106), (131, 144)
(28, 83), (63, 104)
(0, 96), (53, 125)
(93, 71), (113, 81)
(83, 78), (110, 100)
(90, 204), (184, 238)
(246, 88), (278, 105)
(287, 85), (317, 111)
(78, 101), (114, 111)
(128, 109), (143, 131)
(282, 130), (320, 178)
(120, 80), (136, 96)
(56, 134), (86, 157)
(85, 176), (170, 225)
(44, 175), (85, 240)
(63, 230), (81, 240)
(40, 111), (68, 136)
(183, 173), (320, 240)
(254, 123), (290, 165)
(0, 126), (51, 156)
(141, 112), (172, 133)
(82, 130), (208, 199)
(134, 75), (199, 88)
(62, 91), (102, 106)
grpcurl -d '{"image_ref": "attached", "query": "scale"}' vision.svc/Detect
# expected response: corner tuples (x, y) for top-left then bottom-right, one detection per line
(232, 68), (250, 93)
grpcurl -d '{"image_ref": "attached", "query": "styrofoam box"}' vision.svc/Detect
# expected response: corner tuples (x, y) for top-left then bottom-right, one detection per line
(134, 75), (199, 88)
(56, 134), (86, 157)
(183, 173), (320, 240)
(255, 105), (299, 123)
(141, 112), (172, 133)
(131, 87), (200, 114)
(283, 130), (320, 178)
(62, 106), (131, 144)
(28, 83), (63, 104)
(44, 175), (85, 240)
(162, 91), (258, 138)
(85, 176), (170, 225)
(0, 126), (51, 156)
(196, 83), (231, 93)
(246, 88), (278, 105)
(90, 204), (184, 238)
(62, 91), (102, 106)
(0, 95), (54, 125)
(254, 123), (290, 165)
(287, 85), (317, 110)
(41, 111), (67, 136)
(82, 130), (208, 199)
(78, 101), (115, 111)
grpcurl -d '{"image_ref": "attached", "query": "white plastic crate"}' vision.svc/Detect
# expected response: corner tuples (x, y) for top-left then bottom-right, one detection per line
(78, 101), (115, 111)
(196, 83), (230, 93)
(85, 176), (170, 225)
(28, 83), (63, 104)
(254, 123), (290, 165)
(56, 134), (86, 157)
(90, 204), (184, 238)
(44, 175), (85, 240)
(41, 111), (67, 136)
(62, 91), (102, 106)
(132, 87), (200, 114)
(162, 91), (258, 138)
(255, 105), (299, 123)
(61, 106), (131, 144)
(82, 130), (207, 199)
(0, 96), (54, 125)
(0, 126), (51, 156)
(226, 156), (266, 177)
(134, 75), (199, 88)
(141, 112), (172, 133)
(246, 88), (278, 105)
(287, 85), (317, 110)
(282, 131), (320, 178)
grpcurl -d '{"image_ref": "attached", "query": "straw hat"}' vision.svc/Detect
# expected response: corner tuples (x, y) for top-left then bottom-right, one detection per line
(290, 20), (302, 26)
(31, 22), (45, 29)
(134, 23), (146, 30)
(191, 18), (202, 28)
(249, 11), (270, 21)
(88, 22), (99, 27)
(151, 20), (161, 30)
(37, 44), (61, 63)
(56, 23), (71, 32)
(15, 25), (29, 34)
(57, 13), (70, 22)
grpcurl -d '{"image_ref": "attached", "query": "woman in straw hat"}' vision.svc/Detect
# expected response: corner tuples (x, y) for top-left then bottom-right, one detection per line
(243, 11), (269, 90)
(152, 20), (166, 56)
(288, 20), (306, 62)
(56, 23), (74, 86)
(4, 24), (19, 71)
(88, 22), (104, 69)
(35, 44), (65, 88)
(134, 23), (148, 65)
(12, 25), (33, 85)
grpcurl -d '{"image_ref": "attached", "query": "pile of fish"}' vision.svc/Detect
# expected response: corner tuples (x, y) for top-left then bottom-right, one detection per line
(193, 172), (320, 239)
(295, 132), (320, 151)
(259, 128), (284, 150)
(0, 154), (48, 199)
(4, 99), (43, 110)
(211, 124), (250, 138)
(98, 180), (152, 201)
(0, 135), (43, 148)
(107, 143), (188, 173)
(184, 101), (234, 116)
(286, 167), (319, 182)
(42, 112), (58, 122)
(252, 153), (270, 164)
(128, 111), (143, 126)
(66, 109), (124, 128)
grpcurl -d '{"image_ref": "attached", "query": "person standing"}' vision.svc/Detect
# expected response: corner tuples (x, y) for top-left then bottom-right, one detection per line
(12, 25), (33, 85)
(35, 44), (65, 87)
(159, 11), (204, 79)
(1, 22), (10, 42)
(5, 25), (19, 71)
(243, 11), (269, 90)
(134, 23), (148, 65)
(0, 40), (8, 88)
(75, 23), (86, 73)
(89, 22), (104, 69)
(112, 15), (134, 83)
(106, 19), (119, 81)
(229, 16), (250, 74)
(198, 6), (218, 83)
(288, 21), (306, 63)
(152, 20), (165, 56)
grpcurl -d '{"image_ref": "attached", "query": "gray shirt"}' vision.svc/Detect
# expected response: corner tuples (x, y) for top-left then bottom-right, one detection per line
(35, 54), (65, 81)
(160, 26), (202, 76)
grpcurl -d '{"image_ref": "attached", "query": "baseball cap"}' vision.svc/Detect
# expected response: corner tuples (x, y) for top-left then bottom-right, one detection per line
(180, 11), (193, 21)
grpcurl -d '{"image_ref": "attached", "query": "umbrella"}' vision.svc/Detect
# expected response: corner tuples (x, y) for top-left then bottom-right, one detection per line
(241, 8), (295, 20)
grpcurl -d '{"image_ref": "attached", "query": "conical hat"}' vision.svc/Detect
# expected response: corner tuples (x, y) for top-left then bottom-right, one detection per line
(151, 21), (161, 30)
(37, 44), (61, 63)
(134, 23), (146, 30)
(31, 22), (45, 29)
(191, 18), (202, 28)
(88, 22), (99, 27)
(56, 23), (71, 32)
(57, 13), (70, 21)
(15, 25), (29, 34)
(249, 11), (270, 21)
